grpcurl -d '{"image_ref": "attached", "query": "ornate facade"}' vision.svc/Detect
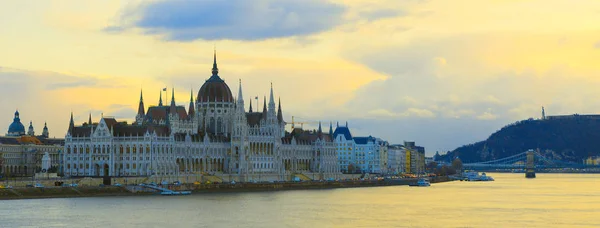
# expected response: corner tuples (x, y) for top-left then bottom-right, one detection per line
(63, 53), (338, 181)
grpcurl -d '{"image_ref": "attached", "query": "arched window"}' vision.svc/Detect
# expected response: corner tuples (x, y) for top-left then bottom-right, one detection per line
(217, 117), (223, 134)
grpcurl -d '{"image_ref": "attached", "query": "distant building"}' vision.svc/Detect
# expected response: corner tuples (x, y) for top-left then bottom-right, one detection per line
(403, 141), (426, 174)
(584, 156), (600, 166)
(1, 111), (63, 177)
(387, 144), (406, 174)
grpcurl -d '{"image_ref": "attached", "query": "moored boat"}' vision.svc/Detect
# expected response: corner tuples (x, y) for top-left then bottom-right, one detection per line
(409, 178), (431, 187)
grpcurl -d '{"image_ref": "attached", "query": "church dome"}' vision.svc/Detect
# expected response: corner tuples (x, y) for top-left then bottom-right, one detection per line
(8, 110), (25, 136)
(197, 52), (233, 103)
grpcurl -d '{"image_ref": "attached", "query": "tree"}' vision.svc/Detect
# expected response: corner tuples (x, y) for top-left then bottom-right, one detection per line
(452, 158), (463, 172)
(426, 162), (438, 173)
(347, 164), (355, 174)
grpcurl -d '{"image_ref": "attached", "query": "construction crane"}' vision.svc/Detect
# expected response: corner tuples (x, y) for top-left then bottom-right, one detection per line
(286, 116), (321, 130)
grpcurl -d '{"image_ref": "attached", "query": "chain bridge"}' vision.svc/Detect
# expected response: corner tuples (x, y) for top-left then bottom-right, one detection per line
(462, 150), (586, 171)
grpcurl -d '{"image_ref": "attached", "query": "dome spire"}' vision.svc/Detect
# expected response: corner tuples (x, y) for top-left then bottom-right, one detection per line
(42, 121), (49, 138)
(212, 48), (219, 76)
(27, 121), (34, 136)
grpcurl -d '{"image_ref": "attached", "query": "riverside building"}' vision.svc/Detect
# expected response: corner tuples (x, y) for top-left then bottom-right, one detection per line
(62, 53), (339, 182)
(1, 110), (63, 177)
(332, 123), (389, 174)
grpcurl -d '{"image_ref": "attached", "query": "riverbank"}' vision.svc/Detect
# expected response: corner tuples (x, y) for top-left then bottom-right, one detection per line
(0, 176), (451, 200)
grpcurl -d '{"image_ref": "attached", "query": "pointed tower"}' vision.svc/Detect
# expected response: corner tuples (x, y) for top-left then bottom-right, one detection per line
(42, 121), (49, 138)
(249, 100), (253, 113)
(328, 122), (333, 136)
(88, 113), (92, 125)
(233, 79), (247, 137)
(269, 83), (276, 111)
(317, 121), (323, 139)
(277, 97), (283, 124)
(188, 89), (195, 118)
(262, 96), (267, 120)
(237, 79), (245, 110)
(27, 121), (35, 136)
(136, 89), (145, 124)
(346, 121), (348, 128)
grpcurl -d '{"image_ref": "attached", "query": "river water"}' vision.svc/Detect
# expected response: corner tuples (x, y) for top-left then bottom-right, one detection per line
(2, 173), (599, 228)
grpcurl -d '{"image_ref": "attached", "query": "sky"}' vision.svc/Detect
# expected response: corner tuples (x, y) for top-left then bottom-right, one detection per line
(1, 0), (600, 156)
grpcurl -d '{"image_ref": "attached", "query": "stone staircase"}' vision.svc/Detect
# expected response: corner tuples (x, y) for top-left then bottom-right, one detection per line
(294, 173), (312, 181)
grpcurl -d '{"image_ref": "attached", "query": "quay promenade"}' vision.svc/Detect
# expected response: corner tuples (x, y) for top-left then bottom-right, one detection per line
(0, 176), (452, 200)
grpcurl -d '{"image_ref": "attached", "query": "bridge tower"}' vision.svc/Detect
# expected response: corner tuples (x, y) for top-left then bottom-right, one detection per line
(526, 150), (536, 178)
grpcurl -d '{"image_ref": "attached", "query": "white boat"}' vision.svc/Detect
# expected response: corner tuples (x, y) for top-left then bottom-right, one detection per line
(479, 173), (495, 181)
(409, 178), (431, 187)
(464, 171), (494, 181)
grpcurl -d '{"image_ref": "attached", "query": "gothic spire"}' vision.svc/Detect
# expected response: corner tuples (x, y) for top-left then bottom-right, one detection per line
(170, 88), (177, 114)
(159, 89), (163, 106)
(137, 89), (145, 116)
(277, 97), (283, 123)
(238, 79), (244, 103)
(88, 113), (92, 125)
(188, 88), (195, 117)
(269, 82), (275, 107)
(329, 121), (333, 136)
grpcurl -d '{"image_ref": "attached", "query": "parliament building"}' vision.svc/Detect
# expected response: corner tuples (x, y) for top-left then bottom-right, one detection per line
(63, 53), (339, 182)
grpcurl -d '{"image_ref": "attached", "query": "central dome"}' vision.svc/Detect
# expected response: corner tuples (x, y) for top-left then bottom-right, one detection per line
(197, 52), (233, 103)
(8, 110), (25, 136)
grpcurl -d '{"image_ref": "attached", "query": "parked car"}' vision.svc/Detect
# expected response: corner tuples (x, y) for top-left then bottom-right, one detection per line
(34, 183), (44, 188)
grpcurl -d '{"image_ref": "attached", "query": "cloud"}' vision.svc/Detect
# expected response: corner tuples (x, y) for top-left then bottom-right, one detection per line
(359, 9), (405, 21)
(400, 108), (436, 118)
(476, 111), (497, 120)
(103, 26), (125, 34)
(0, 68), (139, 138)
(108, 0), (346, 41)
(595, 41), (600, 49)
(46, 77), (98, 90)
(336, 32), (600, 153)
